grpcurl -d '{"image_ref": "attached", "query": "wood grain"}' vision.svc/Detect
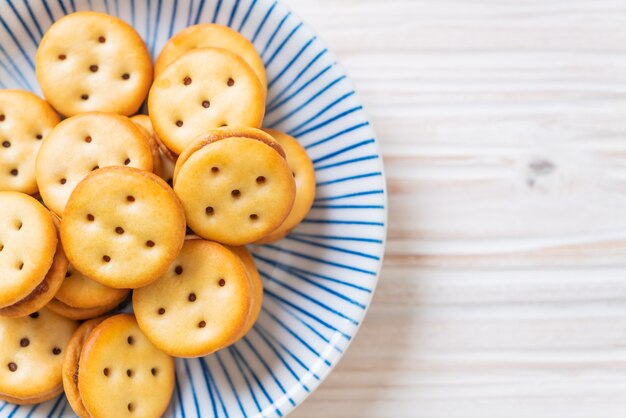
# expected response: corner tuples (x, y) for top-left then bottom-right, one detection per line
(285, 0), (626, 417)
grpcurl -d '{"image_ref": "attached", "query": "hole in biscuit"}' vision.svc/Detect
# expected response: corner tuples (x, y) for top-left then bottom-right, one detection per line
(198, 321), (206, 328)
(87, 214), (95, 221)
(102, 255), (111, 262)
(175, 120), (183, 127)
(2, 141), (10, 148)
(10, 168), (18, 176)
(219, 278), (226, 287)
(81, 94), (89, 101)
(60, 178), (67, 185)
(36, 134), (43, 140)
(58, 54), (66, 60)
(115, 227), (125, 235)
(249, 214), (259, 221)
(127, 403), (133, 412)
(231, 189), (241, 198)
(92, 165), (99, 171)
(126, 369), (133, 377)
(0, 115), (4, 122)
(227, 78), (235, 87)
(20, 338), (29, 347)
(103, 368), (110, 376)
(146, 240), (155, 247)
(52, 347), (61, 355)
(0, 244), (3, 252)
(126, 195), (135, 202)
(84, 136), (92, 143)
(89, 65), (98, 72)
(127, 336), (134, 345)
(151, 368), (158, 376)
(29, 312), (39, 319)
(205, 206), (214, 216)
(175, 265), (183, 275)
(124, 158), (131, 165)
(122, 73), (130, 80)
(7, 362), (17, 372)
(16, 220), (22, 230)
(65, 271), (72, 278)
(202, 100), (210, 108)
(211, 166), (219, 173)
(292, 171), (296, 178)
(158, 308), (165, 315)
(98, 36), (106, 43)
(188, 293), (197, 302)
(256, 176), (266, 184)
(17, 262), (24, 270)
(183, 76), (192, 85)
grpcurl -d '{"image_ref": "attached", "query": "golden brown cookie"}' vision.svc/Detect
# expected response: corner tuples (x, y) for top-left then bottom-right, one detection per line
(0, 90), (60, 195)
(174, 130), (295, 245)
(46, 297), (124, 321)
(36, 11), (152, 117)
(130, 115), (163, 177)
(36, 112), (154, 216)
(256, 129), (316, 243)
(55, 264), (129, 310)
(0, 308), (78, 404)
(60, 167), (186, 289)
(148, 47), (264, 154)
(154, 24), (267, 96)
(0, 192), (57, 309)
(78, 314), (175, 418)
(133, 239), (251, 357)
(62, 316), (108, 418)
(0, 215), (68, 318)
(228, 245), (263, 341)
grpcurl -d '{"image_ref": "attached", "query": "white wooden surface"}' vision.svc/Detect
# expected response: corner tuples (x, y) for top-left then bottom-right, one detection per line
(285, 1), (626, 417)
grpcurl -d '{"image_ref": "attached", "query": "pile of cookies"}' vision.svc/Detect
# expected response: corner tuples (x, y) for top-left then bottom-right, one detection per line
(0, 11), (315, 417)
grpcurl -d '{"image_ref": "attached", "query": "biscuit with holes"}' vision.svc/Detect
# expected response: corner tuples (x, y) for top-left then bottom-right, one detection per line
(154, 24), (267, 95)
(148, 47), (264, 154)
(133, 239), (251, 357)
(46, 297), (125, 321)
(36, 11), (152, 117)
(0, 308), (78, 404)
(130, 115), (163, 177)
(77, 314), (175, 418)
(0, 90), (60, 195)
(0, 192), (57, 309)
(61, 167), (186, 289)
(0, 215), (68, 317)
(36, 112), (153, 216)
(55, 264), (129, 310)
(256, 129), (316, 243)
(174, 131), (295, 245)
(63, 316), (108, 418)
(228, 245), (263, 341)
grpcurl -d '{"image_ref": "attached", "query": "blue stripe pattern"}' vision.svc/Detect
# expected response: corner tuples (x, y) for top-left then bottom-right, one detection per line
(0, 1), (386, 417)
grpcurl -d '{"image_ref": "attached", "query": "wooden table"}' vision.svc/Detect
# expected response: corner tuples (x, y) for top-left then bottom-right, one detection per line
(287, 1), (626, 417)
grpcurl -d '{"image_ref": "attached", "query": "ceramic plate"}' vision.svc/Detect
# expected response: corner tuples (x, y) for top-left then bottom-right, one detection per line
(0, 0), (386, 416)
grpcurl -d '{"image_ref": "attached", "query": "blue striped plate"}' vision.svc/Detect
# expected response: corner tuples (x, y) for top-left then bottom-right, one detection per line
(0, 0), (386, 416)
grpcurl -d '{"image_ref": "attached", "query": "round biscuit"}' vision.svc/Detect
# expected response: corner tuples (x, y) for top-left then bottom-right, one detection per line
(78, 314), (175, 418)
(154, 24), (267, 95)
(62, 316), (108, 418)
(0, 91), (60, 195)
(133, 239), (251, 357)
(0, 215), (68, 317)
(0, 308), (78, 402)
(36, 11), (152, 117)
(130, 115), (163, 177)
(256, 129), (316, 243)
(36, 112), (154, 216)
(46, 298), (125, 321)
(0, 192), (57, 308)
(174, 136), (295, 245)
(55, 264), (129, 310)
(148, 47), (264, 155)
(61, 167), (186, 289)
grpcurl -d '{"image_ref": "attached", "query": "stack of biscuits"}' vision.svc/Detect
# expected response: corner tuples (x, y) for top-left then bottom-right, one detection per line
(0, 11), (315, 418)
